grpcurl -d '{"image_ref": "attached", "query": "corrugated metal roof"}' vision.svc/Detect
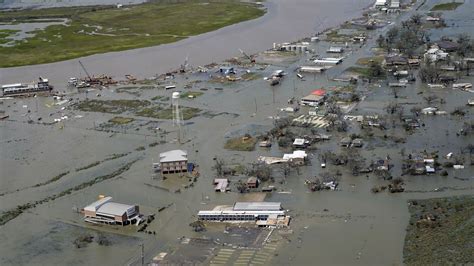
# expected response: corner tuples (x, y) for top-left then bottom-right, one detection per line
(96, 202), (135, 216)
(84, 196), (112, 212)
(159, 149), (187, 163)
(233, 202), (282, 211)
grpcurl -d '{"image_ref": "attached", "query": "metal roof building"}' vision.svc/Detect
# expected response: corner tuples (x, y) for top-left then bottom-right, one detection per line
(197, 202), (288, 226)
(233, 202), (282, 211)
(159, 149), (187, 163)
(83, 196), (141, 226)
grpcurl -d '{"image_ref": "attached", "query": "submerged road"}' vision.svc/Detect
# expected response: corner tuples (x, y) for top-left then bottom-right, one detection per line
(0, 0), (373, 84)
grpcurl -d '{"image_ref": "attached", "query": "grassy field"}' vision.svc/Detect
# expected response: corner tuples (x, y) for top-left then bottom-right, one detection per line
(74, 99), (150, 113)
(224, 136), (257, 151)
(356, 56), (384, 66)
(135, 105), (201, 120)
(108, 116), (135, 125)
(431, 2), (463, 11)
(0, 29), (19, 44)
(403, 196), (474, 265)
(0, 1), (264, 67)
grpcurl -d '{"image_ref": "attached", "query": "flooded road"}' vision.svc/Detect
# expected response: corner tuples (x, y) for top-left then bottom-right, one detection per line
(0, 0), (372, 84)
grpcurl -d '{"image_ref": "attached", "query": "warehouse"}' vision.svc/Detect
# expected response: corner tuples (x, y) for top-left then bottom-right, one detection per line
(83, 196), (142, 226)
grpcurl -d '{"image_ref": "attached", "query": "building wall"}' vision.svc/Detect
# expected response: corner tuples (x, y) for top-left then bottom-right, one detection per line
(161, 160), (188, 174)
(84, 210), (96, 217)
(199, 214), (268, 221)
(115, 213), (127, 222)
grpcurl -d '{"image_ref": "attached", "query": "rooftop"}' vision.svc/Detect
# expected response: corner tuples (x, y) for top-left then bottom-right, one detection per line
(97, 202), (135, 216)
(233, 202), (282, 211)
(160, 149), (188, 163)
(301, 94), (324, 102)
(283, 150), (307, 160)
(84, 196), (136, 216)
(84, 196), (112, 212)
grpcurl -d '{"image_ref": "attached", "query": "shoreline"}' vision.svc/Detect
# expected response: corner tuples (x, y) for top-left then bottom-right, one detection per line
(0, 0), (373, 84)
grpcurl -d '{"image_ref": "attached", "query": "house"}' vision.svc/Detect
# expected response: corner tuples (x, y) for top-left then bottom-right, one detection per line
(375, 0), (387, 6)
(389, 0), (400, 9)
(283, 150), (307, 165)
(424, 46), (448, 62)
(327, 46), (344, 53)
(408, 58), (421, 66)
(247, 177), (259, 188)
(219, 67), (235, 75)
(259, 140), (272, 147)
(384, 55), (408, 66)
(272, 70), (285, 77)
(353, 36), (366, 43)
(453, 83), (472, 90)
(301, 94), (324, 106)
(421, 107), (438, 115)
(413, 162), (426, 175)
(293, 138), (309, 148)
(83, 196), (142, 226)
(394, 70), (409, 77)
(340, 137), (352, 147)
(352, 138), (363, 148)
(426, 16), (441, 22)
(159, 150), (188, 175)
(402, 116), (420, 129)
(389, 82), (407, 87)
(214, 178), (229, 192)
(439, 76), (455, 83)
(363, 118), (382, 128)
(313, 133), (331, 141)
(376, 159), (390, 171)
(436, 40), (459, 52)
(299, 66), (327, 73)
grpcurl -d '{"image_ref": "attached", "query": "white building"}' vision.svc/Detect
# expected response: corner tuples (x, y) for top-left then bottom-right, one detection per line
(375, 0), (387, 6)
(198, 202), (290, 227)
(424, 46), (448, 62)
(158, 149), (188, 175)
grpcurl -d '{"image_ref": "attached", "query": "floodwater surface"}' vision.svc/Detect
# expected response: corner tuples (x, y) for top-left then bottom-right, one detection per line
(0, 0), (373, 84)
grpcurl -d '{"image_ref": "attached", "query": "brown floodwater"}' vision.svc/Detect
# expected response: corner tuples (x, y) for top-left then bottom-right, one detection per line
(0, 0), (373, 85)
(1, 0), (474, 265)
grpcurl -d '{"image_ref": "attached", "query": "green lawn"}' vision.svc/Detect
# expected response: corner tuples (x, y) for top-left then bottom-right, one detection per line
(431, 2), (463, 11)
(0, 1), (264, 67)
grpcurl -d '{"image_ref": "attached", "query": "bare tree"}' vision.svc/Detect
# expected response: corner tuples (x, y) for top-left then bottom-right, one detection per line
(457, 33), (472, 57)
(213, 157), (225, 177)
(419, 64), (440, 83)
(280, 163), (291, 180)
(410, 106), (421, 116)
(248, 162), (272, 182)
(385, 102), (402, 115)
(423, 95), (439, 105)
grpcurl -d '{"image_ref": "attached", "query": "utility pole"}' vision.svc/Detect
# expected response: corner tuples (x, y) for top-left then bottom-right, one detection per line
(254, 97), (257, 113)
(140, 243), (144, 266)
(272, 87), (275, 104)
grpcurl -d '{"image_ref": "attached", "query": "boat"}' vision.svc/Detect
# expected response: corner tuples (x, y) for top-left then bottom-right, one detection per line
(2, 77), (53, 97)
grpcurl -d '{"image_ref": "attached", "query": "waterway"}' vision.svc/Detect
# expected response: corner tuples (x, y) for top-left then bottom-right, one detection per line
(0, 0), (373, 84)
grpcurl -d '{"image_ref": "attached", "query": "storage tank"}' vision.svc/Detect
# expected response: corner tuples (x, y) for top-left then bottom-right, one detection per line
(172, 92), (180, 99)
